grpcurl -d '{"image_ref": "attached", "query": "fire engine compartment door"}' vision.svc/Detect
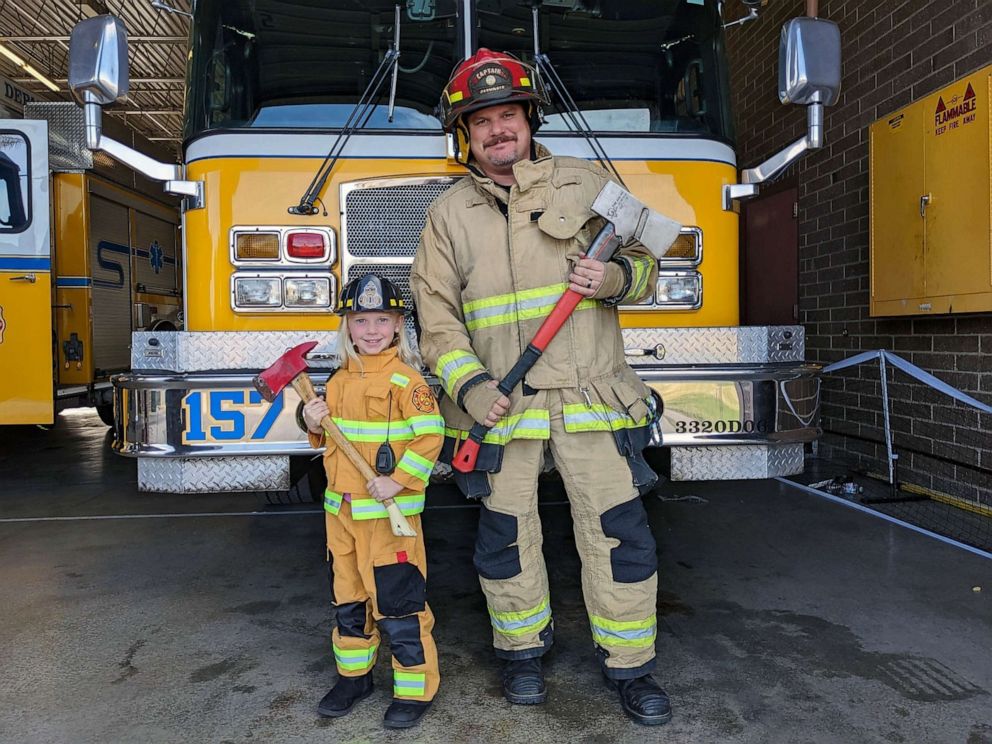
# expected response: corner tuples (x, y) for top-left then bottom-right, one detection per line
(0, 121), (54, 424)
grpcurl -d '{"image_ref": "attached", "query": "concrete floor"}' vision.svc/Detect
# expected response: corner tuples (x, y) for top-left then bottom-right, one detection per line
(1, 411), (991, 744)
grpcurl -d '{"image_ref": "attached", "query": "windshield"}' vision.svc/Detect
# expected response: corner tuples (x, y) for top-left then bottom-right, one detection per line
(185, 0), (733, 143)
(479, 0), (733, 140)
(185, 0), (459, 138)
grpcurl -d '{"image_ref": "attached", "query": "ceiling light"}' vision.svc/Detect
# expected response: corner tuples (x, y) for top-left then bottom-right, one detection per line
(0, 43), (60, 92)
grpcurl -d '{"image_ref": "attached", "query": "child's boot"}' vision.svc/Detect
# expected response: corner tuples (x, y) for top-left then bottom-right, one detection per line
(317, 672), (374, 717)
(383, 699), (431, 729)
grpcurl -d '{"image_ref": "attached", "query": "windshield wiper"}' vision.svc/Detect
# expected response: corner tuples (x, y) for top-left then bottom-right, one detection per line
(530, 6), (626, 188)
(289, 6), (402, 215)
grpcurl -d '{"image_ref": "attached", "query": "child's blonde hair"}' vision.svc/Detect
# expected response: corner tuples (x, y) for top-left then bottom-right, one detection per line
(336, 312), (422, 371)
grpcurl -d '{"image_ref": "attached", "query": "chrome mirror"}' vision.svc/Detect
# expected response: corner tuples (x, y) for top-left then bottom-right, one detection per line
(779, 17), (841, 106)
(68, 15), (129, 106)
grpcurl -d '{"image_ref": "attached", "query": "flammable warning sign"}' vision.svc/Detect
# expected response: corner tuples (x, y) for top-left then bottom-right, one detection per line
(934, 81), (977, 136)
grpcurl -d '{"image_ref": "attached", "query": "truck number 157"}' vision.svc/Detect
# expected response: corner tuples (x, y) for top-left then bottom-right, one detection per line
(182, 390), (284, 443)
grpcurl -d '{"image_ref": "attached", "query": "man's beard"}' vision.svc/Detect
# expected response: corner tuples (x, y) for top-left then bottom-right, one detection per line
(485, 135), (520, 167)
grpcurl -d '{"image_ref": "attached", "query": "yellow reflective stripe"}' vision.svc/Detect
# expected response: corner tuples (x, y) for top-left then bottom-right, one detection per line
(589, 614), (657, 649)
(324, 490), (343, 514)
(489, 596), (552, 636)
(519, 76), (531, 86)
(623, 256), (653, 302)
(333, 643), (378, 671)
(390, 373), (410, 388)
(436, 349), (485, 396)
(349, 494), (425, 519)
(463, 283), (597, 332)
(409, 414), (444, 436)
(562, 403), (648, 433)
(397, 450), (434, 483)
(394, 670), (426, 697)
(448, 90), (463, 103)
(445, 409), (551, 445)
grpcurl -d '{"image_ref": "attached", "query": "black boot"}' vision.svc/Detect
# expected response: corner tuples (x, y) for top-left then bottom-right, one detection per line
(317, 672), (374, 718)
(383, 699), (432, 729)
(502, 657), (548, 705)
(605, 674), (672, 726)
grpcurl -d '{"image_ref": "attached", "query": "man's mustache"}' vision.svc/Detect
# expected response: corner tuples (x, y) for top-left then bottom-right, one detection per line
(484, 134), (517, 148)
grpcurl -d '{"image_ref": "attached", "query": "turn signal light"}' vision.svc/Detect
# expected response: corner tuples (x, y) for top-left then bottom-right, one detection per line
(661, 228), (702, 264)
(235, 232), (280, 260)
(286, 231), (327, 259)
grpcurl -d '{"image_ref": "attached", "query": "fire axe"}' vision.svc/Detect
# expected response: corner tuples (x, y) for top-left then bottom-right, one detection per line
(254, 341), (417, 538)
(451, 181), (682, 473)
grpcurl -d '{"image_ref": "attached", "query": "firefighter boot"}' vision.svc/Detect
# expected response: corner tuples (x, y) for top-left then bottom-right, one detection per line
(502, 657), (548, 705)
(383, 699), (432, 729)
(317, 672), (374, 717)
(606, 674), (672, 726)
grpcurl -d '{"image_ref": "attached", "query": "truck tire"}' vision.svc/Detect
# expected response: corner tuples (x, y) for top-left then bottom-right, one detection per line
(96, 403), (115, 427)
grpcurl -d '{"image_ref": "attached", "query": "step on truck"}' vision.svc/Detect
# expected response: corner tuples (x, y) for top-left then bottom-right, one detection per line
(65, 1), (839, 492)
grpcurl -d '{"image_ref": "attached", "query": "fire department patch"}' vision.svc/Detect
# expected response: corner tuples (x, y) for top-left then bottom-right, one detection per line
(358, 280), (383, 309)
(411, 384), (436, 413)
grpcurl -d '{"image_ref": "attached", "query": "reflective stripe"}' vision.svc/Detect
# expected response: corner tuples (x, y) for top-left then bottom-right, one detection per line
(589, 614), (657, 649)
(436, 349), (485, 397)
(445, 408), (551, 445)
(409, 414), (445, 436)
(489, 596), (552, 637)
(390, 373), (410, 388)
(333, 643), (378, 672)
(623, 256), (653, 302)
(324, 490), (344, 515)
(394, 670), (426, 698)
(562, 403), (648, 433)
(349, 494), (425, 520)
(397, 450), (434, 483)
(463, 283), (596, 332)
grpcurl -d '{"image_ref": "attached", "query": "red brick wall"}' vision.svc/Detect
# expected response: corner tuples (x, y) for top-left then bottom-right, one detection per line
(724, 0), (992, 502)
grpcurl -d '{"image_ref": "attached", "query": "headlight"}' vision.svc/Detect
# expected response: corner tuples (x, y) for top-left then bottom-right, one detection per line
(656, 271), (702, 308)
(234, 276), (282, 307)
(285, 276), (333, 307)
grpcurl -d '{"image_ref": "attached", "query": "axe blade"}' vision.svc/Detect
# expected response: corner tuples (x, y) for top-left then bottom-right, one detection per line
(591, 181), (682, 259)
(253, 341), (319, 402)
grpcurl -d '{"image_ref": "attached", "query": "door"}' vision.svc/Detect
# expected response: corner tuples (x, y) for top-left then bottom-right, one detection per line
(741, 186), (798, 326)
(0, 121), (53, 424)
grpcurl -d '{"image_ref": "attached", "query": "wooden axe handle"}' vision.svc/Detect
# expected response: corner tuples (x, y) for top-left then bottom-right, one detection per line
(291, 374), (417, 538)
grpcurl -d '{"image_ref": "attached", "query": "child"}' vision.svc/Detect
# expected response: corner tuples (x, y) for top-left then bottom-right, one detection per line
(302, 274), (443, 730)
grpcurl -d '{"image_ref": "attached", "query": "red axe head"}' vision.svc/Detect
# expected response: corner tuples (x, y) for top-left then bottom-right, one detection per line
(253, 341), (318, 402)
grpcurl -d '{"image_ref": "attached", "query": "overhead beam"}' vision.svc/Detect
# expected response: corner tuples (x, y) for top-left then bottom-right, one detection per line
(0, 36), (187, 43)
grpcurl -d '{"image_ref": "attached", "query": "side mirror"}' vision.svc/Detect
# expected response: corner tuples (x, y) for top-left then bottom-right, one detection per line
(779, 17), (841, 106)
(68, 15), (129, 106)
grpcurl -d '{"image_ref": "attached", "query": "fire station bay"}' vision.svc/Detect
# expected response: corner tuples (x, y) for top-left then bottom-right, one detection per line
(1, 1), (990, 742)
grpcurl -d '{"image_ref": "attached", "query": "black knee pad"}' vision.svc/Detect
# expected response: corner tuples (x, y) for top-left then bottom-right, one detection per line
(600, 498), (658, 583)
(474, 505), (522, 580)
(374, 561), (427, 617)
(377, 615), (426, 667)
(335, 600), (370, 638)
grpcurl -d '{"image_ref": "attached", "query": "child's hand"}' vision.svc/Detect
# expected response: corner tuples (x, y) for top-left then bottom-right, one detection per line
(367, 476), (403, 503)
(302, 398), (329, 434)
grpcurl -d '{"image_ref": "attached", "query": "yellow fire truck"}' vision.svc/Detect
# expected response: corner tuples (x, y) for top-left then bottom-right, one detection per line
(0, 104), (180, 427)
(67, 1), (839, 492)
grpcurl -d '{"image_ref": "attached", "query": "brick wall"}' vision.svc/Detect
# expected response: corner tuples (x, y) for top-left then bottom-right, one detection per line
(725, 0), (992, 503)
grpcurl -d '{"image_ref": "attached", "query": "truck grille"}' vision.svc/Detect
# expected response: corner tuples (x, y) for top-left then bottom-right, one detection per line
(341, 177), (461, 313)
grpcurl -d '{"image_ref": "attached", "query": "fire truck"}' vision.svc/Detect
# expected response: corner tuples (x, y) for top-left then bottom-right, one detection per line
(0, 103), (180, 427)
(66, 1), (839, 493)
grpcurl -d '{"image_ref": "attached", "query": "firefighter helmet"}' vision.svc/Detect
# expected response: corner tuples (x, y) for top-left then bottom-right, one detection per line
(439, 48), (548, 164)
(336, 274), (409, 315)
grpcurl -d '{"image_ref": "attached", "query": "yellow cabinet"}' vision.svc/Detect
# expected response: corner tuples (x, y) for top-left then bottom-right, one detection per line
(870, 65), (992, 317)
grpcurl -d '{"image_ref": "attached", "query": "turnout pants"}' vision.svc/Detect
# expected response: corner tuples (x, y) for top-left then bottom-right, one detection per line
(325, 503), (439, 702)
(474, 395), (659, 679)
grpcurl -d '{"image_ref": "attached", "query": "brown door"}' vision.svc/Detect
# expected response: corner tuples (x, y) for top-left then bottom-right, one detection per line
(741, 186), (798, 325)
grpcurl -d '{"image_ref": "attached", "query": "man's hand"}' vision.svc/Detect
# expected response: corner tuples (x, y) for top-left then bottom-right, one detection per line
(568, 254), (606, 297)
(302, 398), (329, 434)
(367, 476), (404, 503)
(482, 379), (510, 427)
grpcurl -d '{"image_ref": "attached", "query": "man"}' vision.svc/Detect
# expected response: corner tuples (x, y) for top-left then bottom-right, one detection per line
(410, 49), (671, 726)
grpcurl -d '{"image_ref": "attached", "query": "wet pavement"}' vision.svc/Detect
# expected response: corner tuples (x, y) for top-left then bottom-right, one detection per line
(1, 410), (991, 743)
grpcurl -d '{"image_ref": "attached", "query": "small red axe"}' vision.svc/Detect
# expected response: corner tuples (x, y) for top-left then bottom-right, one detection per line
(254, 341), (417, 538)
